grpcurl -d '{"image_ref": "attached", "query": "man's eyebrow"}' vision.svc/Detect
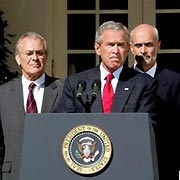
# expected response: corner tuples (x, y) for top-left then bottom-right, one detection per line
(134, 42), (153, 45)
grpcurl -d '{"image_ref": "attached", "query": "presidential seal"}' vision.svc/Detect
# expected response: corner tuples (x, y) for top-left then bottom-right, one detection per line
(62, 124), (112, 175)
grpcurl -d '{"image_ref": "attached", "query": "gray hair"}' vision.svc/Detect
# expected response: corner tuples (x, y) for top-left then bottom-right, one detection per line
(15, 31), (48, 55)
(95, 21), (130, 44)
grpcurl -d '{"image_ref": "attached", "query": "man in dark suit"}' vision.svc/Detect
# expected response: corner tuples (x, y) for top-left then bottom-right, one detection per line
(130, 23), (180, 180)
(0, 32), (64, 180)
(57, 21), (157, 126)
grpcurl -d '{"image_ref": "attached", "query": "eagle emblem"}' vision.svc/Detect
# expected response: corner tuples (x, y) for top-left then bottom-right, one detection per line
(62, 124), (112, 174)
(76, 136), (99, 163)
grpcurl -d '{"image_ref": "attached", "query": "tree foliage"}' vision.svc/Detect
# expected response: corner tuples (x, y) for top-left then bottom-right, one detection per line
(0, 10), (18, 85)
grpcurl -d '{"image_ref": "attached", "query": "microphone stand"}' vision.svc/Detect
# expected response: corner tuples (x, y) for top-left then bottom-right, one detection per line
(84, 95), (92, 113)
(77, 95), (96, 113)
(76, 79), (100, 113)
(84, 101), (91, 113)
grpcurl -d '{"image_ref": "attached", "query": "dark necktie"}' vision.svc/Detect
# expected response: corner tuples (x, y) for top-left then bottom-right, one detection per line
(102, 73), (114, 113)
(26, 83), (38, 113)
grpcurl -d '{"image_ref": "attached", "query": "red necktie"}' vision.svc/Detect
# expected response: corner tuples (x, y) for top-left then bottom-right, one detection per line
(26, 83), (38, 113)
(102, 73), (114, 113)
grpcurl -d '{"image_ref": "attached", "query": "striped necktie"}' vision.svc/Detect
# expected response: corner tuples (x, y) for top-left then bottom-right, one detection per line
(26, 83), (38, 113)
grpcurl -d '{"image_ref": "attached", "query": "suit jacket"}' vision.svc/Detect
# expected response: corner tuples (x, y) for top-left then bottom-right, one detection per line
(154, 66), (180, 180)
(58, 65), (157, 125)
(0, 74), (64, 180)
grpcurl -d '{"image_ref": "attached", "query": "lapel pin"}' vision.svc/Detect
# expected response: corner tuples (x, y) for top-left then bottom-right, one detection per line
(124, 87), (129, 91)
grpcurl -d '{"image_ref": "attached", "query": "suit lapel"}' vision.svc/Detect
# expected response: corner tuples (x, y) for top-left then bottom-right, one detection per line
(11, 78), (26, 118)
(155, 67), (169, 99)
(112, 66), (137, 112)
(41, 74), (58, 112)
(84, 66), (102, 112)
(112, 80), (134, 112)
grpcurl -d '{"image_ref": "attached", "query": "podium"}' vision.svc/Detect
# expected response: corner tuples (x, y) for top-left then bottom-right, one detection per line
(20, 113), (159, 180)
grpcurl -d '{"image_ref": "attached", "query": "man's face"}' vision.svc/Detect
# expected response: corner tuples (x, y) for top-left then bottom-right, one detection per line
(130, 28), (160, 71)
(16, 37), (47, 81)
(94, 30), (129, 73)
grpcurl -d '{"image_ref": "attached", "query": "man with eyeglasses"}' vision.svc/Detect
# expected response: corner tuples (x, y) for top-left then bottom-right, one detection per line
(0, 31), (64, 180)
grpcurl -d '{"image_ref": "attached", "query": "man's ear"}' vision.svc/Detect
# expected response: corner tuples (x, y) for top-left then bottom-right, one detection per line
(94, 43), (101, 56)
(129, 42), (135, 55)
(157, 41), (161, 51)
(15, 55), (21, 66)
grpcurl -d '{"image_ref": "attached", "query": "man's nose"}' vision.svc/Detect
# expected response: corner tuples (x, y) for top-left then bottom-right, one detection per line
(140, 44), (147, 53)
(31, 51), (38, 59)
(113, 44), (119, 53)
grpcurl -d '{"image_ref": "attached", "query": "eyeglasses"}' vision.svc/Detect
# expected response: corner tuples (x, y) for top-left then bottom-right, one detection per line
(20, 50), (47, 58)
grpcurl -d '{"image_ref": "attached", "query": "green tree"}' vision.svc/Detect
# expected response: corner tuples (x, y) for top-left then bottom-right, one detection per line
(0, 10), (18, 85)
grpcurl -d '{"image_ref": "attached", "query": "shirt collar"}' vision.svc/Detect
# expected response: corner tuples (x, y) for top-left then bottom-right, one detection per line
(134, 62), (157, 78)
(22, 73), (45, 88)
(100, 62), (123, 80)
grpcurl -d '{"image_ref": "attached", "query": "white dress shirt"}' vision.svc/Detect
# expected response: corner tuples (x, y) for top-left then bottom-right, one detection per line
(134, 62), (157, 78)
(22, 73), (45, 113)
(100, 63), (123, 96)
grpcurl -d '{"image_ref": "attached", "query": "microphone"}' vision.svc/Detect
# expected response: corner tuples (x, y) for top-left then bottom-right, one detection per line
(91, 79), (101, 98)
(76, 80), (86, 98)
(135, 55), (144, 63)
